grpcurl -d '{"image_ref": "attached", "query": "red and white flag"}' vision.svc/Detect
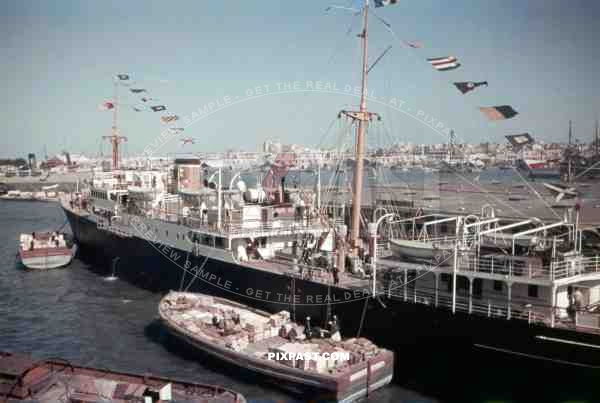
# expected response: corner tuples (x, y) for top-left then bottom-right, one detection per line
(98, 101), (115, 111)
(427, 56), (460, 71)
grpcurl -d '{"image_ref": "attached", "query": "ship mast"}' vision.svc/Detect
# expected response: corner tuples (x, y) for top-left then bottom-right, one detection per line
(103, 79), (128, 171)
(567, 120), (573, 182)
(341, 0), (377, 254)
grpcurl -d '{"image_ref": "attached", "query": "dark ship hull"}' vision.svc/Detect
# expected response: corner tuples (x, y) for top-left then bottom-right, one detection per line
(63, 207), (600, 402)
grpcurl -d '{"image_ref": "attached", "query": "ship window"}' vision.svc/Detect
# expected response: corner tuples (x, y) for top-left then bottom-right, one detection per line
(493, 280), (503, 292)
(528, 285), (538, 298)
(473, 279), (483, 298)
(440, 273), (452, 293)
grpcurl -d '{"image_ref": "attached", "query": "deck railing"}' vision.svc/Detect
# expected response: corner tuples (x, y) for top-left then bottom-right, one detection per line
(383, 283), (600, 332)
(385, 285), (550, 324)
(551, 256), (600, 280)
(174, 216), (328, 238)
(575, 311), (600, 331)
(457, 255), (553, 281)
(390, 246), (600, 283)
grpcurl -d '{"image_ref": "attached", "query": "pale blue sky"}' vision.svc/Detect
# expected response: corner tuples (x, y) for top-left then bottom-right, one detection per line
(1, 0), (599, 158)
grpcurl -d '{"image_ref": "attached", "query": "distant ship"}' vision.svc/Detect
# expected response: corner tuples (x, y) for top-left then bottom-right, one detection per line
(0, 189), (60, 202)
(516, 158), (561, 179)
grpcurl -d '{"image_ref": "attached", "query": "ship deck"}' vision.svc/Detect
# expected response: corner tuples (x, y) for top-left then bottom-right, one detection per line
(359, 180), (600, 227)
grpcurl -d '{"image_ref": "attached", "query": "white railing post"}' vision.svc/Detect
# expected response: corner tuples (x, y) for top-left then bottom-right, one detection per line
(550, 286), (556, 328)
(403, 269), (408, 302)
(452, 240), (458, 314)
(434, 273), (439, 308)
(487, 301), (491, 317)
(507, 282), (512, 320)
(468, 278), (473, 314)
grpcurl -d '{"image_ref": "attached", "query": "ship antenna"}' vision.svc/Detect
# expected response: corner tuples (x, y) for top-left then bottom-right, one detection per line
(567, 120), (573, 182)
(103, 78), (128, 171)
(595, 118), (599, 156)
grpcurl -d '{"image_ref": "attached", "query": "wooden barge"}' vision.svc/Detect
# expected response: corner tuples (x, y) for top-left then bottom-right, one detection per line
(159, 291), (394, 403)
(0, 351), (245, 403)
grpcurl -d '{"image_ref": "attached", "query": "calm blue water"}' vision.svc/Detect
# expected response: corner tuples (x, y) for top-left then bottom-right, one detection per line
(0, 200), (435, 403)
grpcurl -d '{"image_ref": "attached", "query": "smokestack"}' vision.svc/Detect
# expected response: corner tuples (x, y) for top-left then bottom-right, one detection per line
(28, 153), (36, 170)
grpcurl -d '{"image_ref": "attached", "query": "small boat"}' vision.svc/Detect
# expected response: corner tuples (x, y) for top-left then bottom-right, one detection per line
(516, 158), (561, 179)
(18, 232), (77, 270)
(159, 292), (394, 402)
(389, 239), (454, 265)
(0, 189), (59, 202)
(0, 351), (246, 403)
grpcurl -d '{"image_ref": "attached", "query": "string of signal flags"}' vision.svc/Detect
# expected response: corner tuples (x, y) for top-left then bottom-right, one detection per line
(99, 2), (523, 147)
(99, 73), (189, 140)
(361, 0), (521, 123)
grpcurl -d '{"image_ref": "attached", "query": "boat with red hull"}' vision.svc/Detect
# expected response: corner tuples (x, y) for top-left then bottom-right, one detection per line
(516, 158), (561, 179)
(18, 232), (77, 270)
(0, 351), (246, 403)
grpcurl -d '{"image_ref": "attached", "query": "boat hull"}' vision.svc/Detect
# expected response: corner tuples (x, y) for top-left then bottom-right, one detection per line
(63, 206), (600, 402)
(516, 160), (561, 179)
(18, 245), (77, 270)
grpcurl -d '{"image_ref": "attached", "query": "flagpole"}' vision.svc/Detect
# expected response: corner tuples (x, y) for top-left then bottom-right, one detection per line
(112, 79), (120, 170)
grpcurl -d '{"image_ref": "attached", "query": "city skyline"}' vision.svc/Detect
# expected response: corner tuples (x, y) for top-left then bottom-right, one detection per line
(2, 0), (599, 158)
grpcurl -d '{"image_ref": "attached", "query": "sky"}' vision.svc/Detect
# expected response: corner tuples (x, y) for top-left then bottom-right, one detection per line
(1, 0), (599, 159)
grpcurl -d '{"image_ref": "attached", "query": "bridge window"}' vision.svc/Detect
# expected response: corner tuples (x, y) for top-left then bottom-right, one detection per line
(493, 280), (503, 292)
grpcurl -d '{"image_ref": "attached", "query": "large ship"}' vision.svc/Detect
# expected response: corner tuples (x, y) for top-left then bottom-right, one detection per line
(61, 1), (600, 400)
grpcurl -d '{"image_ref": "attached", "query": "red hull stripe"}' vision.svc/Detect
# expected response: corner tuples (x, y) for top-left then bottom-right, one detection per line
(20, 248), (72, 258)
